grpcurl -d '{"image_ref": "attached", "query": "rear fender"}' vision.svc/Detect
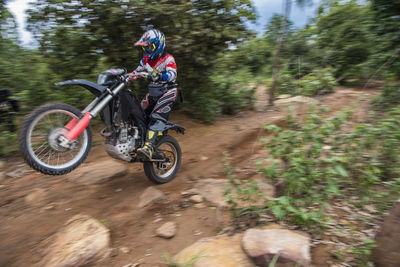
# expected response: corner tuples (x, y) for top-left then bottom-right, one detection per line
(150, 114), (185, 134)
(55, 79), (107, 97)
(165, 122), (185, 134)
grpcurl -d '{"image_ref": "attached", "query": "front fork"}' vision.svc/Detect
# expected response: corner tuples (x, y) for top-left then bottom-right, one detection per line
(59, 81), (127, 147)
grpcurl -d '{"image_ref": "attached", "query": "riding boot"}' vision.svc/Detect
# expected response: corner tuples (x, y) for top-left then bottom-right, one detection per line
(137, 130), (162, 160)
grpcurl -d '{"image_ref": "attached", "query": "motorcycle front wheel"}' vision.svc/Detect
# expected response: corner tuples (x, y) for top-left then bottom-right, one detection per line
(19, 103), (92, 175)
(143, 135), (182, 184)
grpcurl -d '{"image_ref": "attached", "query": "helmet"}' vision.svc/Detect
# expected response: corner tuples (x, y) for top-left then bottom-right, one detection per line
(134, 29), (166, 61)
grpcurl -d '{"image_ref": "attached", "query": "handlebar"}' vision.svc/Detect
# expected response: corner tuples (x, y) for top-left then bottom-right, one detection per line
(125, 71), (149, 81)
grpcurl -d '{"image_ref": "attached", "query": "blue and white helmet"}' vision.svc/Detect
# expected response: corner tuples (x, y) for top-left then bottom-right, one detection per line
(134, 29), (166, 61)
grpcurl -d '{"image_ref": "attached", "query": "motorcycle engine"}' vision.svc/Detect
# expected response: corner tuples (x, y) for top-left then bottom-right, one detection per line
(104, 124), (140, 162)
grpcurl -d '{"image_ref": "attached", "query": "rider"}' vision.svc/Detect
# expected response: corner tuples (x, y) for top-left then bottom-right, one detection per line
(130, 28), (178, 160)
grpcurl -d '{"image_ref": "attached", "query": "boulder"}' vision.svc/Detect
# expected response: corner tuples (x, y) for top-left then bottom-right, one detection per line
(276, 94), (292, 100)
(156, 221), (177, 239)
(189, 195), (204, 203)
(67, 160), (127, 185)
(25, 188), (47, 206)
(374, 200), (400, 267)
(242, 228), (311, 266)
(193, 179), (274, 209)
(39, 214), (110, 267)
(275, 96), (318, 106)
(174, 234), (254, 267)
(137, 186), (166, 208)
(6, 167), (30, 179)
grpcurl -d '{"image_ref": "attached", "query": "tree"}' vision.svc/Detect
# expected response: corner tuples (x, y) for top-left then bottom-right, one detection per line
(370, 0), (400, 79)
(315, 0), (373, 81)
(268, 0), (308, 106)
(27, 0), (256, 113)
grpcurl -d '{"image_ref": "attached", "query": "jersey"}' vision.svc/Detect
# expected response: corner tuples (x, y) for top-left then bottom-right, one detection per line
(134, 52), (177, 83)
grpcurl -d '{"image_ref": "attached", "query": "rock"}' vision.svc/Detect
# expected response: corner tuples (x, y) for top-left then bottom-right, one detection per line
(0, 171), (5, 181)
(174, 234), (253, 267)
(153, 218), (163, 223)
(120, 247), (130, 254)
(43, 204), (56, 211)
(181, 190), (196, 197)
(67, 160), (127, 185)
(364, 205), (377, 214)
(276, 94), (292, 100)
(274, 178), (287, 197)
(275, 95), (318, 106)
(137, 187), (166, 209)
(25, 188), (47, 206)
(0, 160), (4, 169)
(39, 214), (110, 267)
(242, 228), (311, 266)
(374, 200), (400, 267)
(200, 156), (209, 161)
(6, 167), (29, 179)
(193, 179), (274, 208)
(189, 195), (203, 203)
(268, 116), (286, 128)
(194, 203), (206, 209)
(156, 222), (177, 239)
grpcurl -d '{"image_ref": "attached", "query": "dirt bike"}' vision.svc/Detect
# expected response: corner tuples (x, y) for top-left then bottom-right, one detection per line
(0, 88), (20, 132)
(18, 69), (185, 184)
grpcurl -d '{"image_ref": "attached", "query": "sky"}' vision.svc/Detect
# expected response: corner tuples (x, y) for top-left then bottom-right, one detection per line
(7, 0), (322, 48)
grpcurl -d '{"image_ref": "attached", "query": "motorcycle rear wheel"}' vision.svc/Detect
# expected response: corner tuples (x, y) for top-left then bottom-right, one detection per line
(143, 135), (181, 184)
(19, 103), (92, 175)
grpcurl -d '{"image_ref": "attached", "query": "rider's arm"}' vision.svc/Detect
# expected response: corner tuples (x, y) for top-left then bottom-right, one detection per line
(129, 59), (146, 80)
(160, 55), (177, 82)
(134, 58), (146, 72)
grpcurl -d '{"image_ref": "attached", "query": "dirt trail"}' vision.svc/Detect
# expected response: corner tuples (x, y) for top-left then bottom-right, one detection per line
(0, 86), (379, 267)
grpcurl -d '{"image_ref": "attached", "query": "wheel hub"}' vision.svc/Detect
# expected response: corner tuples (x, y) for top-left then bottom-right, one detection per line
(48, 127), (76, 152)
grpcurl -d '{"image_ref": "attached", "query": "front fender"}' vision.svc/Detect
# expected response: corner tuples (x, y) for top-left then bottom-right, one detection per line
(55, 79), (107, 97)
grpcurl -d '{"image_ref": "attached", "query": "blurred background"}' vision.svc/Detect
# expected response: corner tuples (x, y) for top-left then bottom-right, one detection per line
(0, 0), (399, 149)
(1, 1), (400, 266)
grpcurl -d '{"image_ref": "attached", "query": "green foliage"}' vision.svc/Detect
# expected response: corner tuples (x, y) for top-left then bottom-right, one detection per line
(26, 0), (256, 121)
(189, 90), (221, 124)
(352, 238), (376, 266)
(266, 70), (297, 96)
(295, 67), (337, 96)
(345, 107), (400, 206)
(370, 0), (400, 79)
(211, 63), (257, 115)
(260, 106), (351, 226)
(259, 105), (400, 227)
(316, 1), (373, 81)
(223, 152), (266, 218)
(373, 81), (400, 110)
(0, 130), (17, 156)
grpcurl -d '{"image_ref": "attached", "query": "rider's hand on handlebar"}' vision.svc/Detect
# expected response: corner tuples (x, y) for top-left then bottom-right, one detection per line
(150, 72), (162, 82)
(128, 72), (139, 81)
(128, 71), (146, 81)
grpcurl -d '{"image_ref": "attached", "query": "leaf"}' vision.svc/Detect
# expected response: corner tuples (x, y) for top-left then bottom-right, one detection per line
(335, 165), (348, 177)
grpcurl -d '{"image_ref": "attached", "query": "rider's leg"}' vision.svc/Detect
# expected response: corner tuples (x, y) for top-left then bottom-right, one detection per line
(137, 88), (177, 160)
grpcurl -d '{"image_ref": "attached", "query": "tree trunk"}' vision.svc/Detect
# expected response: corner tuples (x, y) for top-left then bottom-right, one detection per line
(268, 0), (292, 106)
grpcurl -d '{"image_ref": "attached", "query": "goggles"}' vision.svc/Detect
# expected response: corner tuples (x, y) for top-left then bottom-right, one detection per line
(142, 43), (156, 53)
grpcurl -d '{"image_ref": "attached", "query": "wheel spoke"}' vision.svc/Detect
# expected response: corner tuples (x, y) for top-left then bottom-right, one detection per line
(26, 107), (90, 172)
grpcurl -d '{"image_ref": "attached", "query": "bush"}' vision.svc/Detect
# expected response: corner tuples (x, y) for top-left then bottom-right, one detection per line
(295, 68), (337, 96)
(373, 81), (400, 110)
(188, 90), (221, 124)
(258, 105), (400, 227)
(0, 130), (18, 157)
(266, 71), (297, 96)
(211, 67), (257, 116)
